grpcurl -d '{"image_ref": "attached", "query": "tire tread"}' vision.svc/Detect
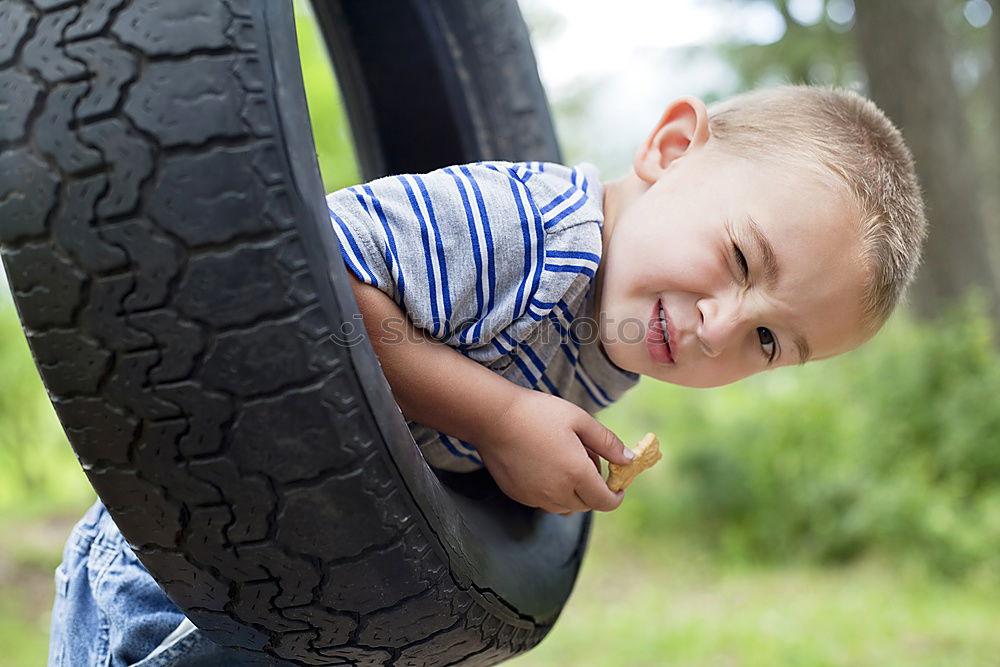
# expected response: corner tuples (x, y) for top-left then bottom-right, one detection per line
(0, 1), (552, 663)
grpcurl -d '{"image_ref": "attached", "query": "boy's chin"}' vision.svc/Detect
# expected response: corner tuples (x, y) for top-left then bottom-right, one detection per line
(598, 339), (636, 375)
(645, 368), (757, 390)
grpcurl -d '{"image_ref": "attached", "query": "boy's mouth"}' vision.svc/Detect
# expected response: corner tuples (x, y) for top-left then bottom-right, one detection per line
(646, 299), (674, 364)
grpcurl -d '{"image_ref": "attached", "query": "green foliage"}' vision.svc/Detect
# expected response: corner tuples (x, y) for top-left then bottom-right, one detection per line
(0, 597), (49, 667)
(602, 295), (1000, 579)
(294, 0), (359, 191)
(0, 304), (92, 513)
(712, 0), (859, 89)
(514, 527), (1000, 666)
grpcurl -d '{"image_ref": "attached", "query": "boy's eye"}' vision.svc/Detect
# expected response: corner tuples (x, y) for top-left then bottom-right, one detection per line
(757, 327), (777, 362)
(732, 243), (749, 281)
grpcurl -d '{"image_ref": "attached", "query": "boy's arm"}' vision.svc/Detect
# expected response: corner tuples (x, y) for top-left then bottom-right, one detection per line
(347, 273), (635, 514)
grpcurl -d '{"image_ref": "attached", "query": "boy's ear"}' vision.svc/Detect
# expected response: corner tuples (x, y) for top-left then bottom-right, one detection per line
(633, 96), (710, 184)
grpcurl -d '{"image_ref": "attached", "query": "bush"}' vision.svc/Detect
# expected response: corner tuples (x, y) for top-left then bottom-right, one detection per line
(601, 295), (1000, 579)
(294, 0), (359, 192)
(0, 302), (93, 513)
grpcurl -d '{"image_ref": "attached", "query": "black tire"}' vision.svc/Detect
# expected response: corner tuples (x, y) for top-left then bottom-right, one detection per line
(0, 0), (587, 665)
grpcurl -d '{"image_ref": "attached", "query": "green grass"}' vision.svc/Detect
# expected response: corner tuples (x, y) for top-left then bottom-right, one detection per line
(0, 510), (91, 667)
(4, 4), (1000, 665)
(512, 522), (1000, 666)
(5, 504), (1000, 667)
(0, 598), (51, 667)
(0, 303), (95, 516)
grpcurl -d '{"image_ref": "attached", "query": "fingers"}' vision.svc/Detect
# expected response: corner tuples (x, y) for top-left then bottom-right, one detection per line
(586, 448), (602, 474)
(540, 483), (623, 514)
(576, 416), (636, 466)
(541, 492), (590, 516)
(544, 503), (576, 515)
(547, 486), (623, 514)
(574, 476), (625, 512)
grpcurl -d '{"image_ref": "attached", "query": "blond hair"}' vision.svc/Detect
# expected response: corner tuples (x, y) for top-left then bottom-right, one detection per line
(707, 85), (926, 333)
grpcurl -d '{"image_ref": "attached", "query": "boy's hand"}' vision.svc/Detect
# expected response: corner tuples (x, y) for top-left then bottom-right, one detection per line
(473, 389), (636, 515)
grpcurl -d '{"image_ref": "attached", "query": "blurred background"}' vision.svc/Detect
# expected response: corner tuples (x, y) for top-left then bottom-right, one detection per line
(2, 0), (1000, 664)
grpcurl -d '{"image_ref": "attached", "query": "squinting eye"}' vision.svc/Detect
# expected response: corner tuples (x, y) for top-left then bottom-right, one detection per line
(757, 327), (777, 362)
(732, 243), (749, 280)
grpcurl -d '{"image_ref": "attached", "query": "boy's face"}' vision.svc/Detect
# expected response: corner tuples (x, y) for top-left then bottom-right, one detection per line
(597, 137), (869, 389)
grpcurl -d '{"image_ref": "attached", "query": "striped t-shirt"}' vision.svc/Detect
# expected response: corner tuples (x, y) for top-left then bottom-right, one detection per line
(328, 161), (639, 472)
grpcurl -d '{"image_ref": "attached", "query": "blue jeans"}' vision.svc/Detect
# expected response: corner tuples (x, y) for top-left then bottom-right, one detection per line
(49, 501), (286, 666)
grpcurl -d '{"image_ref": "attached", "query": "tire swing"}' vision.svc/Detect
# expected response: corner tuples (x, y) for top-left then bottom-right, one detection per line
(0, 0), (589, 664)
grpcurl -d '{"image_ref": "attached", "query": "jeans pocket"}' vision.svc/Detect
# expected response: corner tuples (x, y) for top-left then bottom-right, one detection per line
(54, 562), (70, 595)
(90, 536), (186, 665)
(47, 565), (70, 666)
(129, 619), (282, 667)
(48, 524), (111, 667)
(129, 618), (198, 667)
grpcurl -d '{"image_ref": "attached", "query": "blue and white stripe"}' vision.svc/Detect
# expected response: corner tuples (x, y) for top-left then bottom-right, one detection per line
(329, 207), (380, 288)
(550, 301), (615, 407)
(544, 247), (600, 279)
(540, 183), (589, 230)
(327, 160), (637, 472)
(398, 174), (452, 338)
(352, 185), (407, 302)
(507, 167), (544, 325)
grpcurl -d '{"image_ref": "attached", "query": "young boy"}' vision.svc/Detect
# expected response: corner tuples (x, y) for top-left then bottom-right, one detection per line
(330, 85), (925, 515)
(50, 85), (925, 663)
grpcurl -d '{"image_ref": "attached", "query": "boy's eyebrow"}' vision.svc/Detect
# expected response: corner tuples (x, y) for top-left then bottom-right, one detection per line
(744, 215), (779, 291)
(791, 331), (812, 365)
(744, 215), (812, 364)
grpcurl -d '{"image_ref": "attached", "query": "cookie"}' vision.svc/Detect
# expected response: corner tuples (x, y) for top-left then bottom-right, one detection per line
(606, 432), (661, 492)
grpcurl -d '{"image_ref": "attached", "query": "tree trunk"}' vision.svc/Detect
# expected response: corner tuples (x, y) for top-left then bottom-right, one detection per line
(989, 0), (1000, 272)
(854, 0), (1000, 325)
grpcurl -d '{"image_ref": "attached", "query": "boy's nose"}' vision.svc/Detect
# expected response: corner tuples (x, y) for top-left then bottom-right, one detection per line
(696, 295), (743, 357)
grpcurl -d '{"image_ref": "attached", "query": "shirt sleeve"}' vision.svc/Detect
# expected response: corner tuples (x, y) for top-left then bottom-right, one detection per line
(326, 161), (604, 364)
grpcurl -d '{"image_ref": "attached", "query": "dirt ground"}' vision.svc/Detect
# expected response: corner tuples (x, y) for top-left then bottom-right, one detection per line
(0, 513), (79, 621)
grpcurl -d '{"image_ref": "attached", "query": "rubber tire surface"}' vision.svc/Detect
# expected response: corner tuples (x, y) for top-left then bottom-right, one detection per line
(0, 0), (589, 665)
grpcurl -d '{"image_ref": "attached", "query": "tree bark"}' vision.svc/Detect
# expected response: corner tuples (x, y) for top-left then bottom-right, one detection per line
(989, 0), (1000, 268)
(854, 0), (1000, 324)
